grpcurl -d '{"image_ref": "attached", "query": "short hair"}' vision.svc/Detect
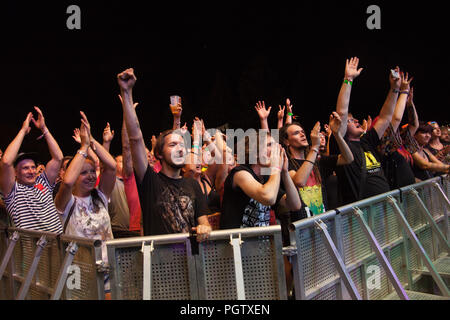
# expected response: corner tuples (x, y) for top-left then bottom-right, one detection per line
(154, 129), (184, 160)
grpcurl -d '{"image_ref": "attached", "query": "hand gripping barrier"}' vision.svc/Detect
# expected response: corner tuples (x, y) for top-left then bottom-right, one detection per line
(0, 227), (104, 300)
(106, 225), (287, 300)
(289, 175), (450, 300)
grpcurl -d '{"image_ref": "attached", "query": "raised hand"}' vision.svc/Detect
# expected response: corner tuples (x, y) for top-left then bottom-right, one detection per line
(79, 122), (90, 147)
(117, 68), (137, 91)
(400, 72), (413, 92)
(151, 135), (157, 151)
(286, 98), (293, 115)
(324, 123), (332, 138)
(72, 128), (81, 144)
(103, 122), (115, 143)
(390, 66), (402, 90)
(345, 57), (364, 81)
(281, 147), (289, 172)
(329, 112), (343, 134)
(277, 105), (285, 121)
(30, 106), (47, 131)
(21, 112), (33, 135)
(254, 101), (272, 120)
(310, 122), (321, 149)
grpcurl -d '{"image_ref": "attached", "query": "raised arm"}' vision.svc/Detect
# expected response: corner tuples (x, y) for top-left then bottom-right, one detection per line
(72, 128), (99, 168)
(233, 144), (283, 206)
(102, 122), (115, 152)
(289, 122), (321, 188)
(336, 57), (364, 137)
(285, 99), (293, 125)
(31, 106), (64, 184)
(0, 113), (33, 195)
(329, 112), (354, 165)
(82, 112), (117, 198)
(254, 101), (271, 130)
(405, 87), (419, 136)
(117, 68), (148, 183)
(278, 148), (302, 211)
(170, 100), (183, 130)
(391, 72), (413, 132)
(54, 120), (91, 212)
(277, 105), (285, 129)
(372, 67), (402, 138)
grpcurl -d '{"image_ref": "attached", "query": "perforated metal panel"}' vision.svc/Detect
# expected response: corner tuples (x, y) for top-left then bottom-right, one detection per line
(418, 228), (434, 261)
(372, 200), (401, 247)
(390, 244), (407, 285)
(151, 243), (191, 300)
(201, 239), (238, 300)
(341, 211), (372, 265)
(402, 192), (425, 230)
(114, 246), (142, 299)
(241, 236), (281, 300)
(349, 266), (365, 299)
(299, 219), (338, 295)
(366, 256), (389, 300)
(65, 244), (99, 300)
(312, 284), (338, 300)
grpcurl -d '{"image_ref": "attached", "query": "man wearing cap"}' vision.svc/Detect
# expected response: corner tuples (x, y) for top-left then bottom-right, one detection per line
(0, 107), (64, 233)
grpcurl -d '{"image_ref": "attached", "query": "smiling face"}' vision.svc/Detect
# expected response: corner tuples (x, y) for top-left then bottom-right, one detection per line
(15, 159), (37, 186)
(75, 160), (97, 193)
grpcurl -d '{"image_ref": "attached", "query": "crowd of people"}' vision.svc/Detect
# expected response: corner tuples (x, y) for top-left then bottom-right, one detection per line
(0, 57), (449, 297)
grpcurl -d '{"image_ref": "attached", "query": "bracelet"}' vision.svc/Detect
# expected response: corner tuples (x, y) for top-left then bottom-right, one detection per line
(36, 128), (49, 140)
(392, 89), (400, 94)
(287, 112), (294, 117)
(304, 159), (315, 165)
(400, 90), (409, 95)
(192, 145), (200, 149)
(311, 148), (319, 153)
(343, 79), (353, 86)
(77, 150), (88, 158)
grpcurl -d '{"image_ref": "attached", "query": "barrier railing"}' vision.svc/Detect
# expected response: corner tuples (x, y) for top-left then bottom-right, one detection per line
(106, 225), (287, 300)
(0, 227), (104, 300)
(1, 175), (449, 300)
(289, 175), (450, 300)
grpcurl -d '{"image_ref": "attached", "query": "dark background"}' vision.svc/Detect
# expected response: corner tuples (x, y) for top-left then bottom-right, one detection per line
(0, 1), (448, 163)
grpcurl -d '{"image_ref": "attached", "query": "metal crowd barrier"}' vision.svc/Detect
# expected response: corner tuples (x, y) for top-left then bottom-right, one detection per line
(1, 176), (449, 300)
(289, 175), (450, 300)
(106, 225), (287, 300)
(0, 227), (104, 300)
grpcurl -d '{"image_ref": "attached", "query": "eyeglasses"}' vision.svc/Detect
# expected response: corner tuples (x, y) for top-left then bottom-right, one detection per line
(348, 118), (358, 124)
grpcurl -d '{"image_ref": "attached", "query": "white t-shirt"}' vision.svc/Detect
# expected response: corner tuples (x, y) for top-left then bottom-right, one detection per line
(60, 189), (113, 263)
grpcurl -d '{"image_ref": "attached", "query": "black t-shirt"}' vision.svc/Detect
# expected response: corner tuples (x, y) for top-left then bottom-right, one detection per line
(382, 150), (416, 189)
(332, 128), (390, 205)
(220, 165), (286, 230)
(137, 166), (210, 236)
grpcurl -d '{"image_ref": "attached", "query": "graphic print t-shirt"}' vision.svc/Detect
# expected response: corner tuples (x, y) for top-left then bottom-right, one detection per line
(137, 166), (210, 236)
(288, 155), (338, 215)
(333, 128), (390, 205)
(220, 166), (285, 229)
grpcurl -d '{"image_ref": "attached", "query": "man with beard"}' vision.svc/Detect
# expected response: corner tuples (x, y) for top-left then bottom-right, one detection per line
(0, 107), (64, 233)
(117, 68), (211, 241)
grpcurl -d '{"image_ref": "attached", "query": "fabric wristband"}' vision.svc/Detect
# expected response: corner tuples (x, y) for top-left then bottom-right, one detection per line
(400, 90), (409, 95)
(343, 79), (353, 86)
(287, 112), (294, 117)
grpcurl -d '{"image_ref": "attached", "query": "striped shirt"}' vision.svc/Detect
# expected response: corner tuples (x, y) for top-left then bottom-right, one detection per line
(1, 172), (63, 234)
